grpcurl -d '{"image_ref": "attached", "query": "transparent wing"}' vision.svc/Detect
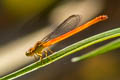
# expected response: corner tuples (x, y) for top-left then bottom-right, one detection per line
(41, 15), (81, 42)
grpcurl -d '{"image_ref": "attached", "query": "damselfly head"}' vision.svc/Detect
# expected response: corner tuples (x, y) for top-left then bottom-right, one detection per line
(26, 48), (34, 56)
(25, 41), (44, 57)
(26, 51), (32, 56)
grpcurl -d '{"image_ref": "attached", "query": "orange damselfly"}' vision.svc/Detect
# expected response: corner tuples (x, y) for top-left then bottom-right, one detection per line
(26, 15), (108, 60)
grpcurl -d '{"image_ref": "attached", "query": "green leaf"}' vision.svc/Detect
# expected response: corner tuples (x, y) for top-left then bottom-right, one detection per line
(1, 28), (120, 80)
(71, 38), (120, 62)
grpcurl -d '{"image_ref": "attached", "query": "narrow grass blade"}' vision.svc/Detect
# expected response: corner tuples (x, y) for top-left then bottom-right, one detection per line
(1, 28), (120, 80)
(72, 38), (120, 62)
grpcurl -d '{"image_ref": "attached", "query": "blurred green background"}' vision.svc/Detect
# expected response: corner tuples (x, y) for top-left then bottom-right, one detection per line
(0, 0), (120, 80)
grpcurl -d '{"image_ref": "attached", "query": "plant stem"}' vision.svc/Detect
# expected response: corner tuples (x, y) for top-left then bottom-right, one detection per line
(1, 28), (120, 80)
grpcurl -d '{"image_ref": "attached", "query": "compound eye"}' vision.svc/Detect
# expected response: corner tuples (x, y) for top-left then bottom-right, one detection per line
(26, 52), (29, 56)
(25, 50), (31, 56)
